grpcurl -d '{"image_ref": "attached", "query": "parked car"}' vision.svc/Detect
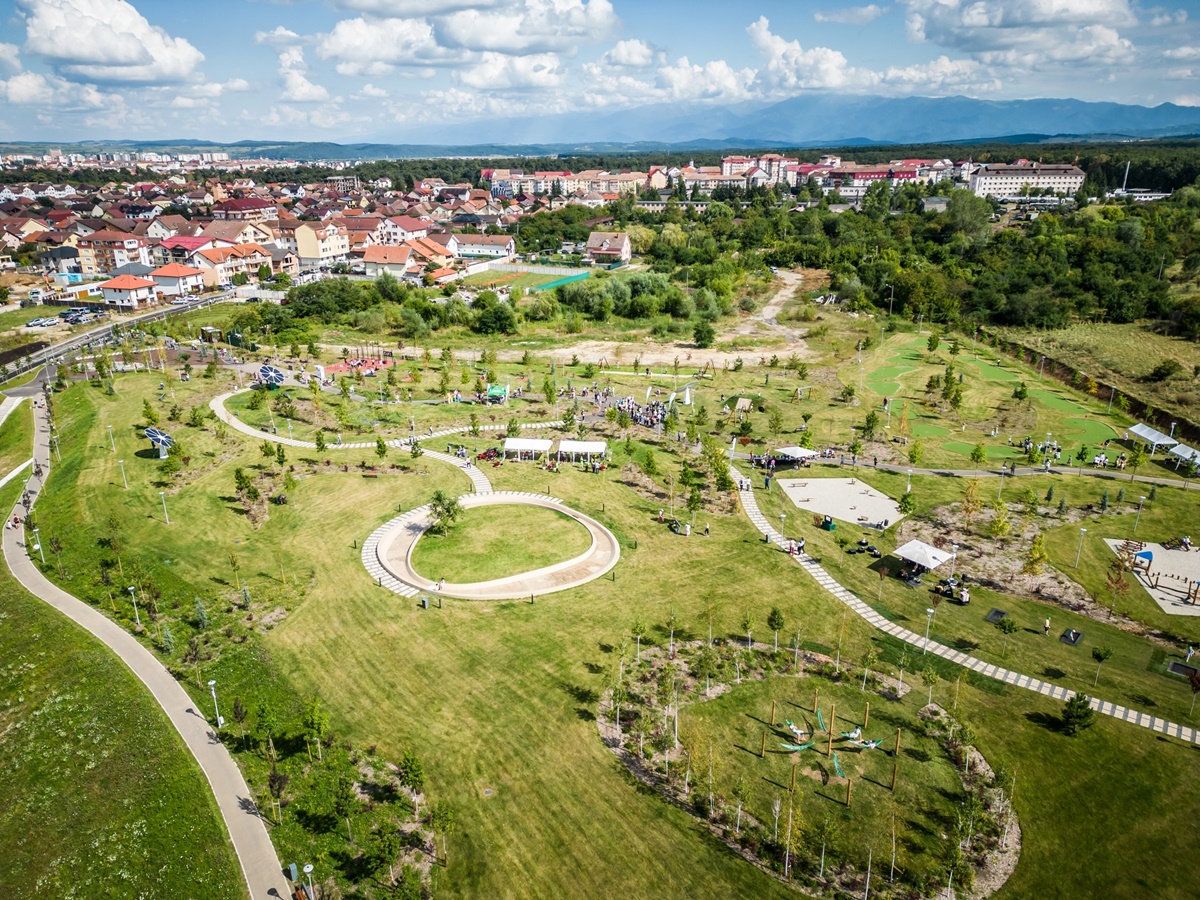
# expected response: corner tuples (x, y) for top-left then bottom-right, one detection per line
(24, 318), (45, 327)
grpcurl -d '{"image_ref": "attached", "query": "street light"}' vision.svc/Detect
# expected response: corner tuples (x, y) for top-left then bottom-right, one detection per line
(1075, 527), (1087, 568)
(923, 607), (934, 655)
(207, 679), (223, 728)
(1135, 496), (1147, 533)
(127, 585), (140, 628)
(32, 526), (45, 564)
(159, 491), (170, 525)
(1171, 422), (1177, 439)
(779, 513), (786, 538)
(906, 468), (912, 493)
(303, 863), (315, 899)
(118, 459), (127, 490)
(107, 424), (115, 451)
(950, 543), (959, 579)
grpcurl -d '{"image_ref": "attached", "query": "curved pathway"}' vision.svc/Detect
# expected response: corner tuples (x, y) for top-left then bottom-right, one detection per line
(5, 395), (289, 900)
(731, 462), (1200, 745)
(368, 490), (620, 600)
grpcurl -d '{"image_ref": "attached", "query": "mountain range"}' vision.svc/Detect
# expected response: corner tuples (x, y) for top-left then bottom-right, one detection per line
(2, 94), (1198, 161)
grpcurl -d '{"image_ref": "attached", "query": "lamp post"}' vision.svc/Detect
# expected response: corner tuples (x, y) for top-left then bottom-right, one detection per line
(118, 459), (127, 490)
(1038, 355), (1045, 379)
(950, 543), (958, 580)
(923, 607), (934, 655)
(127, 585), (140, 628)
(32, 526), (44, 564)
(906, 468), (912, 493)
(107, 424), (115, 451)
(303, 864), (315, 899)
(1075, 527), (1087, 568)
(1135, 496), (1146, 533)
(207, 679), (223, 728)
(779, 513), (786, 539)
(1170, 422), (1177, 439)
(159, 491), (170, 525)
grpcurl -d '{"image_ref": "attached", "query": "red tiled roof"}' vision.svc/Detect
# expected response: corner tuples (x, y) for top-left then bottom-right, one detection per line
(100, 275), (156, 290)
(151, 263), (204, 277)
(363, 245), (411, 265)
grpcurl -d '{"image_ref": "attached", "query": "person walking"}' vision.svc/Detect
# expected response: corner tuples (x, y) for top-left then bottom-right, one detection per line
(1187, 645), (1195, 663)
(1044, 616), (1052, 635)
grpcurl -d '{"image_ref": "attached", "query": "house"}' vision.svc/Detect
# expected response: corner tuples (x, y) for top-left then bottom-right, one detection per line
(362, 245), (413, 278)
(453, 234), (514, 259)
(969, 162), (1085, 198)
(201, 220), (274, 246)
(268, 246), (300, 276)
(155, 234), (222, 266)
(98, 274), (157, 310)
(212, 197), (279, 223)
(294, 221), (349, 267)
(584, 231), (632, 264)
(150, 262), (205, 297)
(192, 243), (273, 286)
(78, 230), (151, 276)
(403, 237), (452, 269)
(381, 215), (430, 244)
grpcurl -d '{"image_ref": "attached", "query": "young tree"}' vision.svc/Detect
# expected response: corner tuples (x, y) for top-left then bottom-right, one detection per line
(922, 666), (941, 706)
(767, 607), (785, 652)
(642, 449), (659, 478)
(1188, 671), (1200, 716)
(1061, 694), (1095, 736)
(907, 439), (925, 467)
(302, 695), (330, 762)
(142, 399), (159, 426)
(631, 618), (647, 662)
(860, 648), (879, 690)
(896, 649), (911, 695)
(961, 479), (982, 524)
(106, 514), (125, 575)
(741, 609), (754, 651)
(1126, 444), (1146, 482)
(315, 430), (327, 453)
(275, 443), (286, 467)
(686, 485), (703, 524)
(970, 443), (987, 476)
(257, 703), (279, 761)
(1092, 647), (1114, 686)
(261, 439), (276, 464)
(431, 802), (457, 864)
(228, 550), (241, 590)
(375, 434), (387, 462)
(1023, 534), (1050, 575)
(988, 499), (1011, 537)
(997, 616), (1018, 657)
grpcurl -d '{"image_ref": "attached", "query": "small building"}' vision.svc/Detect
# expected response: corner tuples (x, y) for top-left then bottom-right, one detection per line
(363, 244), (412, 277)
(150, 262), (205, 297)
(584, 231), (632, 264)
(98, 274), (157, 310)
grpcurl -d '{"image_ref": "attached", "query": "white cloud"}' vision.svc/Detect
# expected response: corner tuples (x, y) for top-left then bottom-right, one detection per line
(1166, 67), (1194, 79)
(0, 70), (110, 108)
(0, 44), (20, 74)
(278, 48), (329, 102)
(356, 83), (389, 98)
(458, 51), (565, 89)
(317, 16), (464, 75)
(901, 0), (1135, 65)
(813, 5), (888, 25)
(436, 0), (619, 53)
(1163, 45), (1200, 59)
(655, 56), (756, 102)
(1149, 8), (1188, 26)
(332, 0), (501, 11)
(255, 26), (302, 45)
(748, 16), (880, 91)
(603, 39), (657, 68)
(190, 78), (251, 98)
(18, 0), (204, 83)
(1173, 94), (1200, 106)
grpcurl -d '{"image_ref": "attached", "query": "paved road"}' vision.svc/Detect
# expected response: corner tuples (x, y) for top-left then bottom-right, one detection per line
(2, 394), (290, 900)
(731, 462), (1200, 745)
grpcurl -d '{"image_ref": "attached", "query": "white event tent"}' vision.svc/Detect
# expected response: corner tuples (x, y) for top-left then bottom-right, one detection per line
(557, 439), (607, 461)
(774, 445), (819, 460)
(1129, 422), (1177, 457)
(893, 539), (952, 571)
(503, 437), (552, 460)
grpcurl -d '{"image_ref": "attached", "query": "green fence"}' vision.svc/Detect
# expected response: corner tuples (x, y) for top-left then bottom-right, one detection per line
(532, 272), (592, 292)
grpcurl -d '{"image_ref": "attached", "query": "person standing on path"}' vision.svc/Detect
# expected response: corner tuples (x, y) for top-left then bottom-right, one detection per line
(1044, 616), (1052, 635)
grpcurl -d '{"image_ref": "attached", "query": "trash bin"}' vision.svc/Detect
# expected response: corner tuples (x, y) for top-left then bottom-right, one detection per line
(422, 597), (429, 609)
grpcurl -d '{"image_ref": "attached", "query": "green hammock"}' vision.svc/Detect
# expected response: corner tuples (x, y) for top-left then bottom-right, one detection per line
(833, 751), (846, 779)
(816, 709), (827, 732)
(780, 741), (815, 752)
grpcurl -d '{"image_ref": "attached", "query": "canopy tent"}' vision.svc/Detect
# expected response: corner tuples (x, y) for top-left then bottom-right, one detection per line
(1168, 443), (1200, 469)
(485, 384), (508, 403)
(1129, 422), (1177, 450)
(774, 445), (819, 460)
(893, 539), (952, 571)
(557, 439), (607, 461)
(503, 437), (551, 460)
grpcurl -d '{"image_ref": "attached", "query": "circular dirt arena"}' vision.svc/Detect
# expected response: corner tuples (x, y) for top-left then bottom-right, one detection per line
(364, 491), (621, 600)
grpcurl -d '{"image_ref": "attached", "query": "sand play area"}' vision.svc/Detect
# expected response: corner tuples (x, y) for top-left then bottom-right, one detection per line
(777, 476), (904, 529)
(1105, 539), (1200, 617)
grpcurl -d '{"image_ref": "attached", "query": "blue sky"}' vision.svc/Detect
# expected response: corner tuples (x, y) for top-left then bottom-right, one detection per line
(0, 0), (1196, 141)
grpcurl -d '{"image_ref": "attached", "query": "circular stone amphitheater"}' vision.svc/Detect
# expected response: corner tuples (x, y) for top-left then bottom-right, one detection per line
(362, 491), (621, 600)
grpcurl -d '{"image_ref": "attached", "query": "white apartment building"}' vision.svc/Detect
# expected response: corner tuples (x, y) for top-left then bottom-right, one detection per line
(970, 163), (1084, 198)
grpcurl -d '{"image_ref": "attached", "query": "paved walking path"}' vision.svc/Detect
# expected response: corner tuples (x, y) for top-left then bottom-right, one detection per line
(4, 396), (289, 900)
(365, 490), (620, 600)
(731, 463), (1200, 745)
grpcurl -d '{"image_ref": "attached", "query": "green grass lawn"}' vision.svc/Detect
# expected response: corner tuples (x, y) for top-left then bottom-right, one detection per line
(0, 399), (33, 476)
(0, 570), (245, 899)
(411, 504), (592, 583)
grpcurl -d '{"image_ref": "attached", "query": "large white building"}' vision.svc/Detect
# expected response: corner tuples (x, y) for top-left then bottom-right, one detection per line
(969, 163), (1085, 198)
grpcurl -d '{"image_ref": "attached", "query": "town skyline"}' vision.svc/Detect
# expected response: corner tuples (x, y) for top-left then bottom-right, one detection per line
(0, 0), (1197, 142)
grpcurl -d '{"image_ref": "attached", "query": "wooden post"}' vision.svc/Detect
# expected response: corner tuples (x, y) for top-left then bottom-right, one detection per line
(864, 701), (870, 729)
(891, 760), (899, 792)
(791, 762), (797, 793)
(830, 702), (837, 737)
(761, 730), (767, 758)
(846, 778), (853, 807)
(894, 727), (902, 758)
(771, 699), (777, 726)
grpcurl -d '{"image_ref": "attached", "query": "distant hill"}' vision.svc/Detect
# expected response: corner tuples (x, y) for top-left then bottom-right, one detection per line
(1, 93), (1198, 161)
